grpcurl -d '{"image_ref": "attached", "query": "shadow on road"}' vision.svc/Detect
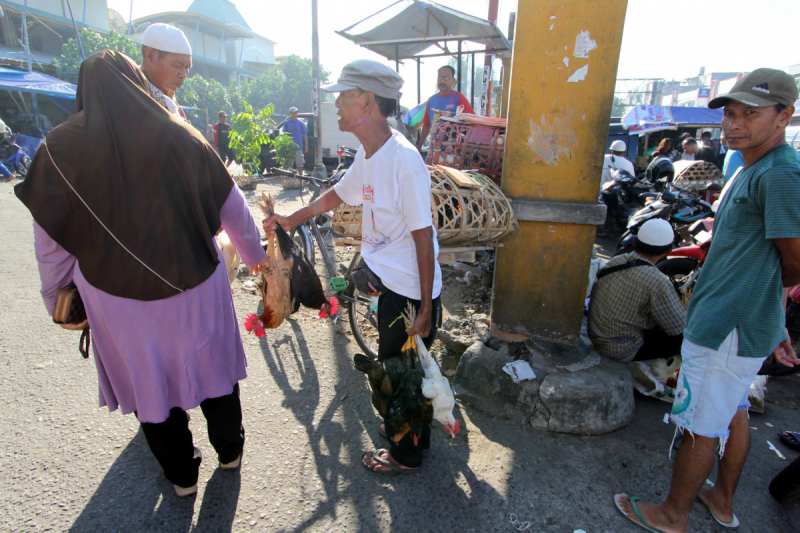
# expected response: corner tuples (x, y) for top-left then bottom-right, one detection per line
(67, 429), (241, 532)
(259, 314), (504, 532)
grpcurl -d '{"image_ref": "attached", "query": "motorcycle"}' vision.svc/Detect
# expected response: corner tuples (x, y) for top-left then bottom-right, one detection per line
(614, 183), (721, 256)
(600, 169), (658, 233)
(329, 146), (357, 182)
(0, 134), (31, 177)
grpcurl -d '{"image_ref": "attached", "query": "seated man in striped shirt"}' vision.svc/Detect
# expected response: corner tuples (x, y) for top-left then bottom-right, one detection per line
(588, 218), (686, 364)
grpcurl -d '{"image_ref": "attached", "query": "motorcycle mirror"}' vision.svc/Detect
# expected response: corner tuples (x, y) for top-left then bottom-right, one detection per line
(706, 183), (723, 193)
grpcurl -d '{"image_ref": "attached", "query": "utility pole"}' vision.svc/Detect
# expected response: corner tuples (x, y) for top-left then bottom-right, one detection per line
(310, 0), (326, 180)
(20, 3), (39, 127)
(480, 0), (499, 116)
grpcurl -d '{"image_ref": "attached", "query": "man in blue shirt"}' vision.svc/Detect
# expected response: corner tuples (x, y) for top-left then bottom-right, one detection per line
(414, 66), (475, 151)
(616, 68), (800, 533)
(282, 106), (308, 175)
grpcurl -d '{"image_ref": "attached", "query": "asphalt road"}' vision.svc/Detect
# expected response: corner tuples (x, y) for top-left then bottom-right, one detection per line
(2, 179), (800, 533)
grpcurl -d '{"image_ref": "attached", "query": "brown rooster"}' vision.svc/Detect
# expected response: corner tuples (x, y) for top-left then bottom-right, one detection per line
(246, 193), (337, 333)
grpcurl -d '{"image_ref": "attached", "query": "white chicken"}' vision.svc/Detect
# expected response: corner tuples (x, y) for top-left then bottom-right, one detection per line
(402, 304), (461, 438)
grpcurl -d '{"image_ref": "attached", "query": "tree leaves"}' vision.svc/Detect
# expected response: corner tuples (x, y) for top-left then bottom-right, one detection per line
(53, 29), (142, 83)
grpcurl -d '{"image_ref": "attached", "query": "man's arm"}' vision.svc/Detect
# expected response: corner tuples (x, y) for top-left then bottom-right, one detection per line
(775, 238), (800, 287)
(408, 226), (435, 338)
(416, 122), (431, 151)
(263, 188), (343, 235)
(303, 134), (308, 154)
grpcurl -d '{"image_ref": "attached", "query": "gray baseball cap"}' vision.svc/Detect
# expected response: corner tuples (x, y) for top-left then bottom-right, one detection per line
(323, 59), (403, 99)
(709, 68), (799, 109)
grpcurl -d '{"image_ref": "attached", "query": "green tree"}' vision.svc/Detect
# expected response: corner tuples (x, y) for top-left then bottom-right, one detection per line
(241, 55), (330, 115)
(229, 100), (275, 174)
(611, 96), (628, 117)
(53, 29), (141, 83)
(177, 75), (234, 125)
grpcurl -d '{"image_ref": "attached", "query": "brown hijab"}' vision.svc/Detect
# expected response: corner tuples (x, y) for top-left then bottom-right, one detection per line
(16, 50), (234, 301)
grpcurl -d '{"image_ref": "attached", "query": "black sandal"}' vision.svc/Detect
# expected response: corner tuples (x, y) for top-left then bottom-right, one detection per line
(361, 449), (422, 475)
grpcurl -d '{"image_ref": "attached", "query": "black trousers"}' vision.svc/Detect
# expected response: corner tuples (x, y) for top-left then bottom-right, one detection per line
(377, 289), (441, 468)
(217, 145), (236, 165)
(138, 384), (244, 488)
(634, 328), (684, 362)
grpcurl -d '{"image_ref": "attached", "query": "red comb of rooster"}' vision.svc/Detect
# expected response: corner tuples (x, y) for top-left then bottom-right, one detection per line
(318, 297), (339, 318)
(243, 313), (266, 338)
(445, 419), (461, 436)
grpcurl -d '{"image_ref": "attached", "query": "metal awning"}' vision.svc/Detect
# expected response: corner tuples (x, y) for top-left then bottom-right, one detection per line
(336, 1), (510, 103)
(336, 0), (509, 61)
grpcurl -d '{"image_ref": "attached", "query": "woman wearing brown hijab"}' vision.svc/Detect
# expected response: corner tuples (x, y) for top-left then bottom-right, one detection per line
(16, 50), (266, 496)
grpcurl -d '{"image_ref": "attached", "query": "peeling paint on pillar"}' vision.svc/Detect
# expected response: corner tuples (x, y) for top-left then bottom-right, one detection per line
(491, 0), (629, 344)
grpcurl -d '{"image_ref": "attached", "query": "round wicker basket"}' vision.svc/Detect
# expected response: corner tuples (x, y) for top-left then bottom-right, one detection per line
(672, 160), (723, 191)
(331, 165), (517, 245)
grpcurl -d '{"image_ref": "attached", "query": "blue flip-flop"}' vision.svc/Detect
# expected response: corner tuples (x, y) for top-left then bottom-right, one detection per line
(614, 494), (664, 533)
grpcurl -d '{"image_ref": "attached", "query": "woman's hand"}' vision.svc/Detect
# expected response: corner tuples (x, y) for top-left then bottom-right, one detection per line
(60, 319), (88, 331)
(247, 256), (269, 276)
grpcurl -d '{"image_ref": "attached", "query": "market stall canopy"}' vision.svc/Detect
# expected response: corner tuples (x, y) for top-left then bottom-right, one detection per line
(336, 0), (511, 61)
(0, 67), (77, 99)
(622, 105), (723, 135)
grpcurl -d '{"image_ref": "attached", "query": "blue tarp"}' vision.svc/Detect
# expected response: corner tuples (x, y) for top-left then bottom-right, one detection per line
(622, 105), (723, 134)
(0, 67), (76, 99)
(669, 107), (723, 127)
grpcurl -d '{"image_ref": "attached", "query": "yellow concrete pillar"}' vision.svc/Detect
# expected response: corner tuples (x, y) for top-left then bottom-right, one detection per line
(491, 0), (628, 343)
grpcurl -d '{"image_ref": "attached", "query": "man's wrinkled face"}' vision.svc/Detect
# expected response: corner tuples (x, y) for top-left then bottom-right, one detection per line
(290, 111), (299, 121)
(437, 68), (454, 93)
(144, 49), (191, 94)
(334, 89), (371, 132)
(722, 100), (791, 152)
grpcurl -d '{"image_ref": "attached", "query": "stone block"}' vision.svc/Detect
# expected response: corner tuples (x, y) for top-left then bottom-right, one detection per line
(534, 356), (634, 435)
(453, 342), (546, 424)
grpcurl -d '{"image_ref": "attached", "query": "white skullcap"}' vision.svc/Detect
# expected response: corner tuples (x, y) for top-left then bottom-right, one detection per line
(142, 23), (192, 56)
(637, 219), (674, 247)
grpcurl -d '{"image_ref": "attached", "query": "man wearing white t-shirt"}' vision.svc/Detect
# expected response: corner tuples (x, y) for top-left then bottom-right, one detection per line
(263, 60), (442, 474)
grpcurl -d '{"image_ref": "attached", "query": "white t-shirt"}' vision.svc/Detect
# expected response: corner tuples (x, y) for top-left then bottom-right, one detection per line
(681, 152), (695, 161)
(334, 131), (442, 300)
(600, 154), (635, 190)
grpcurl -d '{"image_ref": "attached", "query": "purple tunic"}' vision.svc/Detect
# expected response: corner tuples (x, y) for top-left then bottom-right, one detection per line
(34, 186), (265, 423)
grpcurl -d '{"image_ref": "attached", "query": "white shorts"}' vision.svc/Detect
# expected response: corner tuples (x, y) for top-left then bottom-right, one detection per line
(670, 328), (764, 456)
(294, 150), (305, 169)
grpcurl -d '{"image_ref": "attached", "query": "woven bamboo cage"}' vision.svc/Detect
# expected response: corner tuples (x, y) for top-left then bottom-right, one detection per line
(331, 165), (517, 245)
(425, 121), (506, 185)
(672, 160), (723, 191)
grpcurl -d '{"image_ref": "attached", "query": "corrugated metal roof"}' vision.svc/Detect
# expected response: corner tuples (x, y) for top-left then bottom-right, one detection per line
(187, 0), (251, 30)
(337, 0), (509, 61)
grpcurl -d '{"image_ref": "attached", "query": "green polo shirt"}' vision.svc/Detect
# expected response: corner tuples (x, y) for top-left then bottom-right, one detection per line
(684, 143), (800, 358)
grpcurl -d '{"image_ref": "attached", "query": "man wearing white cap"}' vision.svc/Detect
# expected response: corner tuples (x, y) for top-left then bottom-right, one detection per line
(600, 139), (635, 191)
(262, 59), (444, 474)
(140, 23), (192, 122)
(589, 218), (686, 364)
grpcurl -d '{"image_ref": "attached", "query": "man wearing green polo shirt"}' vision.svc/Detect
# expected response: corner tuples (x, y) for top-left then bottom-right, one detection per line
(615, 68), (800, 533)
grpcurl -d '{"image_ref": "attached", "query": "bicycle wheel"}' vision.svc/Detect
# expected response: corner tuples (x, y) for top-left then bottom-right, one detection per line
(290, 225), (315, 263)
(345, 257), (380, 358)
